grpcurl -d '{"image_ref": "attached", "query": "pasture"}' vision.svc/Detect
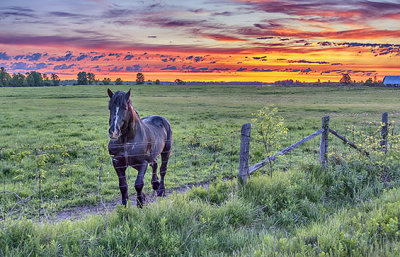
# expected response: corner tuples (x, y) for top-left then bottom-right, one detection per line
(1, 84), (400, 256)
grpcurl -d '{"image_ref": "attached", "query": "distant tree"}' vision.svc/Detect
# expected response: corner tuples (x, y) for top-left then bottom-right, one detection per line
(340, 74), (352, 84)
(87, 72), (95, 85)
(365, 78), (373, 86)
(11, 73), (26, 87)
(155, 79), (160, 85)
(25, 72), (34, 86)
(26, 71), (43, 86)
(42, 74), (52, 86)
(175, 78), (185, 85)
(102, 78), (111, 85)
(136, 73), (145, 84)
(77, 72), (88, 85)
(274, 79), (294, 86)
(51, 73), (60, 86)
(115, 77), (123, 85)
(0, 67), (11, 86)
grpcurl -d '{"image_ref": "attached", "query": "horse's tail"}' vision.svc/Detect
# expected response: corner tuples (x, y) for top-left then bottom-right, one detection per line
(162, 118), (172, 154)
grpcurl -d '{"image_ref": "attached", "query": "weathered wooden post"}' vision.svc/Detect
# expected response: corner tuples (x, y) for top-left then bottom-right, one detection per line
(320, 116), (330, 169)
(381, 112), (388, 154)
(238, 123), (251, 184)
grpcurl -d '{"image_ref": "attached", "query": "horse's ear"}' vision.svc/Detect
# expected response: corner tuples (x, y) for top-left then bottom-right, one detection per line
(125, 88), (131, 101)
(107, 88), (113, 98)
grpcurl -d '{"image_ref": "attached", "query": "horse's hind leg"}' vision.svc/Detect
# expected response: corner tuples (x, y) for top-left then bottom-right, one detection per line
(150, 160), (160, 190)
(157, 151), (170, 197)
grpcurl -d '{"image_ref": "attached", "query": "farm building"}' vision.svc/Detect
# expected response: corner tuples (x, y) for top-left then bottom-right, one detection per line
(383, 76), (400, 86)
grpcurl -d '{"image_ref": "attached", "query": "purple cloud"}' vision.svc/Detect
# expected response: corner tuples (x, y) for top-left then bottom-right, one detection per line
(108, 53), (121, 58)
(194, 56), (204, 62)
(77, 54), (88, 61)
(109, 66), (124, 72)
(48, 52), (73, 62)
(251, 68), (277, 72)
(91, 54), (105, 61)
(11, 62), (47, 70)
(161, 65), (178, 71)
(126, 65), (141, 72)
(0, 52), (10, 60)
(288, 59), (329, 64)
(24, 53), (42, 61)
(10, 62), (28, 70)
(53, 64), (75, 70)
(253, 56), (267, 60)
(93, 65), (101, 72)
(124, 54), (134, 60)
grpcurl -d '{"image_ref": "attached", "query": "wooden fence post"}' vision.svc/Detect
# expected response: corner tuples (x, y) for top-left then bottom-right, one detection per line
(381, 112), (388, 154)
(238, 123), (251, 185)
(320, 116), (330, 169)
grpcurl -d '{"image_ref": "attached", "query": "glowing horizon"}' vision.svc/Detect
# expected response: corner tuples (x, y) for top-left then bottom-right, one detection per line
(1, 0), (399, 83)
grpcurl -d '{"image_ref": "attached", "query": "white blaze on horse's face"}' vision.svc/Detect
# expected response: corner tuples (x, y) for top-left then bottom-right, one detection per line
(110, 106), (123, 140)
(114, 107), (119, 134)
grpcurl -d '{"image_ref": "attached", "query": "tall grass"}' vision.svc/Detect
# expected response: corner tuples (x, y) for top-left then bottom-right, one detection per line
(2, 155), (399, 256)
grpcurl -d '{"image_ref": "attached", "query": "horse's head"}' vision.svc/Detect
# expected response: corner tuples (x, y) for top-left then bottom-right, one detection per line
(107, 88), (132, 140)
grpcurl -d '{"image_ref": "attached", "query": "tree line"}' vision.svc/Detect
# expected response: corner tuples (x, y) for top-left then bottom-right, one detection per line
(0, 67), (60, 87)
(0, 67), (186, 87)
(76, 72), (125, 85)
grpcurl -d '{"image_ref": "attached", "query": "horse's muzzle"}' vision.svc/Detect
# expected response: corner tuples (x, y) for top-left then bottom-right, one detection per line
(109, 131), (119, 140)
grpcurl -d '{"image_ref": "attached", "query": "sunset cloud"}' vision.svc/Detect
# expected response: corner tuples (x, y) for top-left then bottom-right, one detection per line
(0, 0), (398, 82)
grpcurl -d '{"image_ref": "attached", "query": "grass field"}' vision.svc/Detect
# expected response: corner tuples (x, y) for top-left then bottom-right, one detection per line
(1, 84), (400, 256)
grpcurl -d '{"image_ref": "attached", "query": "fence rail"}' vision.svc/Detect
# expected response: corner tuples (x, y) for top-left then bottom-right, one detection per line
(238, 112), (392, 183)
(248, 128), (324, 175)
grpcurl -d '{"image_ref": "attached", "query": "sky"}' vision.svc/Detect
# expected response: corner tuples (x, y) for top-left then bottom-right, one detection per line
(0, 0), (400, 82)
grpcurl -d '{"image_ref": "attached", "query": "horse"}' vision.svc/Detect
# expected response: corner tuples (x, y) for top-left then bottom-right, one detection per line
(107, 88), (172, 207)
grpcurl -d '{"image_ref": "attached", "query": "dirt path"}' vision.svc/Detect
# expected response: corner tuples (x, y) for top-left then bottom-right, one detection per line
(50, 181), (210, 223)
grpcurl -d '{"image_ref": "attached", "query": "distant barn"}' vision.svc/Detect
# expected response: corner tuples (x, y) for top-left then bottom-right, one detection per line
(383, 76), (400, 86)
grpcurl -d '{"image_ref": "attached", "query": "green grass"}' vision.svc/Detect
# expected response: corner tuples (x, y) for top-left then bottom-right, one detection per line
(1, 159), (400, 256)
(0, 84), (399, 214)
(1, 84), (399, 147)
(1, 84), (400, 255)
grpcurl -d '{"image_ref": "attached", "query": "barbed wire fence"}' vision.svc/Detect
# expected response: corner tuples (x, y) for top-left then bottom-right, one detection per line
(1, 113), (399, 222)
(0, 130), (245, 222)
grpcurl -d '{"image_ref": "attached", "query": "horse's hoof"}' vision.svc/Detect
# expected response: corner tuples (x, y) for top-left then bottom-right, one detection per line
(136, 198), (143, 208)
(151, 181), (160, 190)
(137, 194), (145, 208)
(157, 188), (166, 197)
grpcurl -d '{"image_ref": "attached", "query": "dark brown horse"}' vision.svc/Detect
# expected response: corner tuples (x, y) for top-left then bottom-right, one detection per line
(107, 88), (172, 207)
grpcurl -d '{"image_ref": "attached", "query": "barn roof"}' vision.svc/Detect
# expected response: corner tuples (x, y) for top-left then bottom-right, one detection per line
(383, 76), (400, 84)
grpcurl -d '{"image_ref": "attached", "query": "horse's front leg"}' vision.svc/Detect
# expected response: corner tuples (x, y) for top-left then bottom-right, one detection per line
(112, 156), (128, 206)
(134, 161), (148, 208)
